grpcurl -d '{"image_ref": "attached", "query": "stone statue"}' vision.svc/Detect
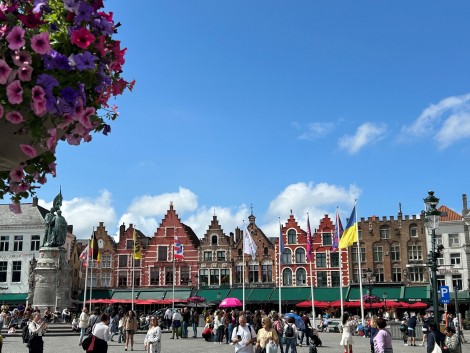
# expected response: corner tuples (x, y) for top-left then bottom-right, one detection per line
(53, 210), (67, 247)
(43, 190), (67, 248)
(42, 208), (56, 247)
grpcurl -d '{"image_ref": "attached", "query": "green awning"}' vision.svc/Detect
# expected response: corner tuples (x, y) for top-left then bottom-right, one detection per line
(166, 290), (191, 300)
(227, 288), (246, 300)
(112, 291), (135, 300)
(271, 287), (311, 302)
(78, 289), (112, 301)
(195, 288), (231, 302)
(0, 293), (27, 302)
(347, 286), (403, 301)
(247, 288), (274, 302)
(404, 285), (430, 301)
(450, 291), (470, 302)
(138, 291), (167, 300)
(310, 287), (348, 302)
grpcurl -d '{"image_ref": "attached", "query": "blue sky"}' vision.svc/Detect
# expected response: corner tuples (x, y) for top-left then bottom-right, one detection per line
(32, 1), (470, 239)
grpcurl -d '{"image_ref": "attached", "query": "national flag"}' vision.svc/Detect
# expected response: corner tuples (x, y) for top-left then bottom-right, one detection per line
(332, 209), (344, 252)
(79, 244), (89, 267)
(279, 223), (285, 264)
(339, 206), (358, 249)
(243, 224), (257, 260)
(133, 229), (142, 260)
(306, 215), (312, 262)
(174, 235), (183, 260)
(90, 234), (101, 263)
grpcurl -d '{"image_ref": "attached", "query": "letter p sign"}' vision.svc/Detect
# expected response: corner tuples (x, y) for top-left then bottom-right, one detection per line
(439, 286), (450, 304)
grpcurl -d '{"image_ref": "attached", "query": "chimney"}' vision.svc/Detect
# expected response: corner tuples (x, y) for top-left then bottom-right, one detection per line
(462, 194), (467, 215)
(230, 232), (234, 244)
(32, 197), (38, 207)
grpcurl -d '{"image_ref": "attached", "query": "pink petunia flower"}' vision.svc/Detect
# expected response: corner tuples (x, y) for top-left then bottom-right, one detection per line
(6, 26), (26, 50)
(20, 144), (37, 158)
(17, 182), (31, 193)
(31, 32), (51, 54)
(32, 98), (47, 117)
(71, 27), (95, 49)
(17, 63), (33, 81)
(9, 165), (25, 183)
(9, 202), (22, 214)
(5, 111), (24, 124)
(6, 80), (23, 104)
(78, 106), (95, 129)
(0, 59), (12, 84)
(46, 128), (57, 149)
(66, 134), (82, 145)
(12, 51), (32, 66)
(31, 85), (46, 102)
(48, 162), (57, 177)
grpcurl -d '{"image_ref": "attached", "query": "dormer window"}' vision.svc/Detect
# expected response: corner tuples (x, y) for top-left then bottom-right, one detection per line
(211, 235), (218, 245)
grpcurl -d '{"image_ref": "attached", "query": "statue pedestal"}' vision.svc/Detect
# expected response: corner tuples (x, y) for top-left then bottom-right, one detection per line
(32, 247), (71, 311)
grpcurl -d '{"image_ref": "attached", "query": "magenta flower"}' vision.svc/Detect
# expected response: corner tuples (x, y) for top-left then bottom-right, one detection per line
(9, 202), (22, 214)
(9, 166), (25, 183)
(6, 80), (24, 104)
(17, 182), (31, 193)
(47, 128), (57, 149)
(71, 27), (95, 49)
(32, 98), (47, 116)
(0, 59), (12, 84)
(78, 106), (95, 129)
(6, 26), (26, 50)
(12, 51), (32, 66)
(5, 111), (24, 124)
(18, 63), (33, 81)
(31, 85), (46, 102)
(31, 32), (51, 54)
(20, 144), (37, 158)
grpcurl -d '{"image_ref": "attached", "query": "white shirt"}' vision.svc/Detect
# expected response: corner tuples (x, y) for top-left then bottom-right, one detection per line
(92, 321), (111, 341)
(231, 324), (256, 353)
(172, 312), (182, 321)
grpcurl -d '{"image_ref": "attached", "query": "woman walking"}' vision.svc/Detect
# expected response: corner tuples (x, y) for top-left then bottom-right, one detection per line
(372, 318), (393, 353)
(144, 317), (161, 353)
(28, 313), (47, 353)
(124, 310), (138, 351)
(78, 307), (89, 346)
(256, 317), (279, 353)
(340, 313), (354, 353)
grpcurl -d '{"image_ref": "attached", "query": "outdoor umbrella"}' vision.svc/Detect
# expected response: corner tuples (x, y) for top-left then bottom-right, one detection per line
(219, 297), (243, 308)
(187, 296), (206, 311)
(296, 300), (330, 309)
(284, 313), (305, 330)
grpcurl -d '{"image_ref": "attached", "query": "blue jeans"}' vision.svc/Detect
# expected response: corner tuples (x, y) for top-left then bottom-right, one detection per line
(227, 323), (234, 344)
(79, 327), (87, 344)
(300, 328), (310, 345)
(285, 337), (297, 353)
(192, 322), (197, 337)
(183, 321), (189, 338)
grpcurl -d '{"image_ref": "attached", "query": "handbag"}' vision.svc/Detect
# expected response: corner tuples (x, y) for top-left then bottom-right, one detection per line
(26, 333), (38, 348)
(431, 343), (442, 353)
(266, 340), (278, 353)
(81, 334), (94, 351)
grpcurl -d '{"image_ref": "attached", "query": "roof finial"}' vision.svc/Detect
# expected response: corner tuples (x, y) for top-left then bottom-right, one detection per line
(250, 203), (254, 215)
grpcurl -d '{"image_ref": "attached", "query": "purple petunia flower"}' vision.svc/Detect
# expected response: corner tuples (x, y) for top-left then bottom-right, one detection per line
(43, 50), (71, 70)
(45, 92), (58, 114)
(6, 26), (25, 50)
(0, 59), (12, 84)
(69, 51), (98, 71)
(37, 73), (59, 92)
(63, 0), (80, 13)
(57, 97), (73, 115)
(91, 18), (114, 36)
(75, 2), (94, 24)
(7, 80), (23, 104)
(33, 0), (48, 13)
(61, 87), (79, 103)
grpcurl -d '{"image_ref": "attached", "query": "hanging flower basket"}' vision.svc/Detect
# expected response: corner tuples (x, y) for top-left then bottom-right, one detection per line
(0, 0), (135, 208)
(363, 294), (380, 304)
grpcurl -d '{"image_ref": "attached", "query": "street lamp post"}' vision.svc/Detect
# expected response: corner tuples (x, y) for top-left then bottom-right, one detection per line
(363, 268), (375, 316)
(424, 190), (441, 328)
(383, 292), (387, 314)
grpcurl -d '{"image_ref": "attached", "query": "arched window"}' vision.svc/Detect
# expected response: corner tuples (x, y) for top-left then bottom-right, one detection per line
(296, 268), (306, 286)
(211, 235), (218, 245)
(295, 248), (305, 263)
(264, 247), (269, 256)
(249, 260), (259, 283)
(238, 248), (243, 257)
(282, 268), (292, 286)
(261, 260), (272, 282)
(282, 248), (292, 264)
(287, 229), (297, 244)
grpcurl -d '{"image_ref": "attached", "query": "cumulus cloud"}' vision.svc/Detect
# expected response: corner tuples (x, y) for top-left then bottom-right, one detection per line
(39, 190), (117, 239)
(401, 92), (470, 148)
(297, 122), (335, 141)
(338, 122), (387, 154)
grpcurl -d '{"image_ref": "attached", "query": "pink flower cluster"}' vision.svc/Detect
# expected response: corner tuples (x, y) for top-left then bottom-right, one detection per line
(0, 0), (135, 208)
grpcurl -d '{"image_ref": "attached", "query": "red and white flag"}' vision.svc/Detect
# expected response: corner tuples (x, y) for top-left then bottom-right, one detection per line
(174, 235), (183, 260)
(80, 245), (89, 267)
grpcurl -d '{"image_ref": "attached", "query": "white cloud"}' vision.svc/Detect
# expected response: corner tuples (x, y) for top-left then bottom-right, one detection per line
(298, 122), (335, 141)
(401, 92), (470, 148)
(39, 190), (117, 240)
(338, 122), (387, 154)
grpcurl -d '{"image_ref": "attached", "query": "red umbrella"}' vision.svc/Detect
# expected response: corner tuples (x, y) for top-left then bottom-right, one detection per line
(409, 302), (428, 309)
(187, 296), (206, 304)
(296, 300), (330, 309)
(219, 297), (242, 308)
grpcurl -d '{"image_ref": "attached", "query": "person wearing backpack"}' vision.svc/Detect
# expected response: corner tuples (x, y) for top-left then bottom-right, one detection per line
(27, 313), (47, 353)
(231, 314), (257, 353)
(283, 317), (298, 353)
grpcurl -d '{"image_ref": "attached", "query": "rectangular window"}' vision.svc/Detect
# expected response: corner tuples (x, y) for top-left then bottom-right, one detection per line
(408, 244), (423, 261)
(118, 255), (128, 268)
(101, 272), (111, 287)
(352, 269), (359, 283)
(331, 271), (340, 287)
(210, 269), (219, 285)
(204, 251), (212, 261)
(87, 276), (97, 287)
(262, 264), (272, 283)
(450, 253), (461, 266)
(126, 240), (133, 249)
(317, 271), (328, 287)
(118, 272), (127, 287)
(295, 250), (305, 263)
(31, 235), (40, 251)
(358, 229), (362, 240)
(221, 269), (230, 285)
(452, 274), (462, 290)
(150, 267), (159, 285)
(158, 246), (167, 261)
(13, 235), (23, 251)
(392, 268), (401, 282)
(0, 261), (7, 282)
(322, 233), (332, 246)
(216, 251), (226, 261)
(330, 252), (339, 267)
(165, 267), (173, 285)
(373, 246), (383, 262)
(316, 253), (326, 268)
(436, 275), (445, 288)
(199, 269), (209, 286)
(235, 265), (243, 284)
(12, 261), (21, 282)
(352, 247), (366, 263)
(296, 270), (306, 286)
(287, 231), (296, 244)
(132, 270), (140, 287)
(133, 259), (141, 267)
(180, 266), (189, 285)
(390, 245), (400, 261)
(101, 255), (112, 269)
(249, 264), (259, 282)
(448, 234), (460, 247)
(282, 250), (291, 264)
(376, 268), (384, 282)
(435, 235), (443, 245)
(0, 236), (9, 252)
(410, 226), (418, 237)
(408, 267), (424, 282)
(380, 228), (390, 239)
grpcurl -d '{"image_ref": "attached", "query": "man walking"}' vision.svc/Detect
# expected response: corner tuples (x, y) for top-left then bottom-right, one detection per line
(231, 315), (256, 353)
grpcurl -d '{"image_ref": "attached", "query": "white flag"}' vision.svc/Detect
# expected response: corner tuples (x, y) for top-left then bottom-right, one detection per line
(243, 225), (257, 260)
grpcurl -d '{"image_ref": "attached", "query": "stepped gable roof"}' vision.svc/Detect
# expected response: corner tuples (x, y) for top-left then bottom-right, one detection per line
(0, 202), (48, 226)
(182, 223), (200, 248)
(438, 205), (461, 222)
(244, 213), (274, 246)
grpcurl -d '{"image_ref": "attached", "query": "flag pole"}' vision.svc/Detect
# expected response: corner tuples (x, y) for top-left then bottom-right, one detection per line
(278, 218), (282, 314)
(131, 228), (135, 311)
(337, 207), (344, 318)
(172, 226), (176, 314)
(89, 231), (94, 312)
(354, 202), (365, 325)
(307, 213), (316, 329)
(82, 240), (89, 310)
(242, 221), (246, 312)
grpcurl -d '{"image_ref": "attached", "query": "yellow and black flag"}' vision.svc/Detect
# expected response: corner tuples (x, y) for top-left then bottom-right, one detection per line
(90, 233), (101, 263)
(133, 229), (142, 260)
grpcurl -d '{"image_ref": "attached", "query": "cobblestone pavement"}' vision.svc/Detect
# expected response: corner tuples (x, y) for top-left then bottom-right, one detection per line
(1, 330), (468, 353)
